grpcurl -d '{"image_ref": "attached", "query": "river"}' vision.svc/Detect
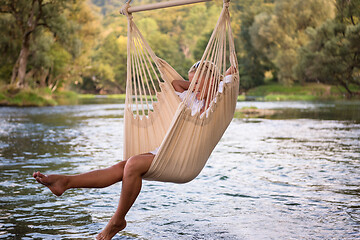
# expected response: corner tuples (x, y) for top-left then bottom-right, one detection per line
(0, 100), (359, 239)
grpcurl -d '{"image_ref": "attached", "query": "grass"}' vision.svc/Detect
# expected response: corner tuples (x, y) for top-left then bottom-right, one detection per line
(0, 92), (6, 101)
(245, 82), (359, 101)
(0, 88), (129, 107)
(107, 94), (127, 99)
(1, 82), (358, 107)
(78, 93), (126, 99)
(241, 106), (258, 110)
(0, 86), (57, 107)
(264, 94), (318, 101)
(237, 94), (245, 101)
(54, 90), (78, 100)
(53, 90), (79, 105)
(233, 106), (278, 119)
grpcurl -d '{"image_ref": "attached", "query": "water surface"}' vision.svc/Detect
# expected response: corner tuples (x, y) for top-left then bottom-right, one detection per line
(0, 101), (359, 239)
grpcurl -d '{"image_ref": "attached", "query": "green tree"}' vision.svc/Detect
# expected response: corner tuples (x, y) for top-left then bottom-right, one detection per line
(0, 0), (68, 88)
(83, 32), (127, 93)
(232, 0), (274, 89)
(0, 0), (99, 90)
(295, 0), (360, 96)
(0, 0), (99, 91)
(60, 1), (100, 91)
(250, 0), (335, 85)
(0, 13), (21, 85)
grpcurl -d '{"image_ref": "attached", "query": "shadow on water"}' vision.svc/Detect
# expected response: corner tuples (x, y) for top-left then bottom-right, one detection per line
(0, 100), (359, 239)
(235, 100), (360, 122)
(271, 102), (360, 122)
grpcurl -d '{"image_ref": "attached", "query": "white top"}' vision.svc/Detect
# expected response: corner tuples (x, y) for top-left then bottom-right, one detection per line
(175, 74), (233, 116)
(218, 75), (232, 93)
(175, 90), (204, 116)
(149, 74), (233, 155)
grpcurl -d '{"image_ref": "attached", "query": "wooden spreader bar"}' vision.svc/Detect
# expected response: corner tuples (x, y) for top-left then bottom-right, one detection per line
(125, 0), (212, 14)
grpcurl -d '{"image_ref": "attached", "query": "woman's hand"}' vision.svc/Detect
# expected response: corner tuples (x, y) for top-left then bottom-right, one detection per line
(225, 66), (237, 76)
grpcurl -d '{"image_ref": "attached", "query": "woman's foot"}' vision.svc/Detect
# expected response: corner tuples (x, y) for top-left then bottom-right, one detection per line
(33, 171), (68, 196)
(96, 218), (127, 240)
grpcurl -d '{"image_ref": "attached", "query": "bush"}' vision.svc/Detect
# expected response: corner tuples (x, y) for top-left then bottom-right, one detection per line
(0, 87), (57, 106)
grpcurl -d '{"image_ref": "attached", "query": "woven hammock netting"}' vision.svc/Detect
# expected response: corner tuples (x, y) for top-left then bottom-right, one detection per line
(121, 0), (239, 183)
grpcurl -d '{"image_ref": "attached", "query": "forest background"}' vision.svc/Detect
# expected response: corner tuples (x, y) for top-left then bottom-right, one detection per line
(0, 0), (359, 106)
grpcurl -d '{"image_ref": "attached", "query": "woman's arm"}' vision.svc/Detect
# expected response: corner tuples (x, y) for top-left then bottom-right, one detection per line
(225, 66), (237, 76)
(172, 80), (190, 93)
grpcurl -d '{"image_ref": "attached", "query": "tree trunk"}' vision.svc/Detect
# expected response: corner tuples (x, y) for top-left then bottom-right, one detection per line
(10, 33), (31, 88)
(25, 68), (36, 87)
(181, 45), (191, 59)
(10, 58), (20, 85)
(39, 68), (49, 87)
(339, 80), (353, 97)
(10, 0), (40, 88)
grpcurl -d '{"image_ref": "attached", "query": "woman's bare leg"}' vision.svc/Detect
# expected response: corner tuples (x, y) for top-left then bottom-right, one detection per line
(96, 153), (154, 240)
(33, 160), (127, 196)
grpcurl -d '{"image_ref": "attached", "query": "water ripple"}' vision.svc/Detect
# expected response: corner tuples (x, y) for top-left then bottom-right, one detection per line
(0, 102), (359, 239)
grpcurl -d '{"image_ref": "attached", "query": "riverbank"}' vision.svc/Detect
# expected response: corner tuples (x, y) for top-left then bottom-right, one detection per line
(77, 83), (360, 102)
(246, 82), (360, 101)
(0, 87), (78, 107)
(1, 83), (359, 107)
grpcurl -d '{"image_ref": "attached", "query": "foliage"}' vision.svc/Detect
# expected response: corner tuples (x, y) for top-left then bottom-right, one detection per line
(246, 82), (353, 100)
(1, 0), (359, 102)
(0, 13), (21, 84)
(79, 32), (127, 93)
(233, 0), (274, 90)
(0, 86), (57, 106)
(249, 0), (335, 85)
(295, 0), (360, 96)
(0, 0), (100, 90)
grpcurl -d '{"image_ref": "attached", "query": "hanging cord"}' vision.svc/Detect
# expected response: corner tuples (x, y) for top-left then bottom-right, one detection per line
(122, 0), (234, 116)
(120, 0), (132, 16)
(183, 2), (229, 113)
(123, 0), (133, 111)
(183, 0), (234, 117)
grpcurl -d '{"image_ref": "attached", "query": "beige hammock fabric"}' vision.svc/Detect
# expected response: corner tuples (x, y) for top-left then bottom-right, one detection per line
(121, 0), (239, 183)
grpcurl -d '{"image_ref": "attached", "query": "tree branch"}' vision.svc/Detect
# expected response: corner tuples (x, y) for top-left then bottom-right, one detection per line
(350, 15), (355, 25)
(27, 0), (36, 24)
(10, 0), (18, 14)
(37, 22), (51, 31)
(0, 6), (12, 13)
(35, 0), (44, 25)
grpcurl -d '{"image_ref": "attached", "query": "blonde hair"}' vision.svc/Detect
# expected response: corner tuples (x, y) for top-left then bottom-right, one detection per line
(188, 61), (222, 81)
(188, 61), (214, 73)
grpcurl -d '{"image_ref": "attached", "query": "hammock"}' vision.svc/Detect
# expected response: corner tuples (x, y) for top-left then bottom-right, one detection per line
(120, 0), (239, 183)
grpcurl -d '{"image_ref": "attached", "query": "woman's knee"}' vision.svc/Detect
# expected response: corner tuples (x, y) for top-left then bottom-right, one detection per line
(124, 154), (153, 177)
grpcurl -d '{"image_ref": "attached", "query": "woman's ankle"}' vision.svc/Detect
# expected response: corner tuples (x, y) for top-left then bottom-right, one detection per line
(110, 216), (126, 226)
(62, 175), (71, 190)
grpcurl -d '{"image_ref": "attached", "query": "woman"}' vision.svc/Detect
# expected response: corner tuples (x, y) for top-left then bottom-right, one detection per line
(33, 62), (236, 240)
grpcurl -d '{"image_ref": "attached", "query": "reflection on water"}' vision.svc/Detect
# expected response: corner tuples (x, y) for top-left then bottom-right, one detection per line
(236, 101), (360, 121)
(0, 101), (359, 239)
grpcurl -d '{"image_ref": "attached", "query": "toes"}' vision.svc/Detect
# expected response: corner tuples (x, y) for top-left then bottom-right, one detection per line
(35, 176), (48, 186)
(37, 172), (46, 178)
(36, 171), (46, 178)
(95, 233), (104, 240)
(33, 171), (48, 180)
(35, 177), (43, 184)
